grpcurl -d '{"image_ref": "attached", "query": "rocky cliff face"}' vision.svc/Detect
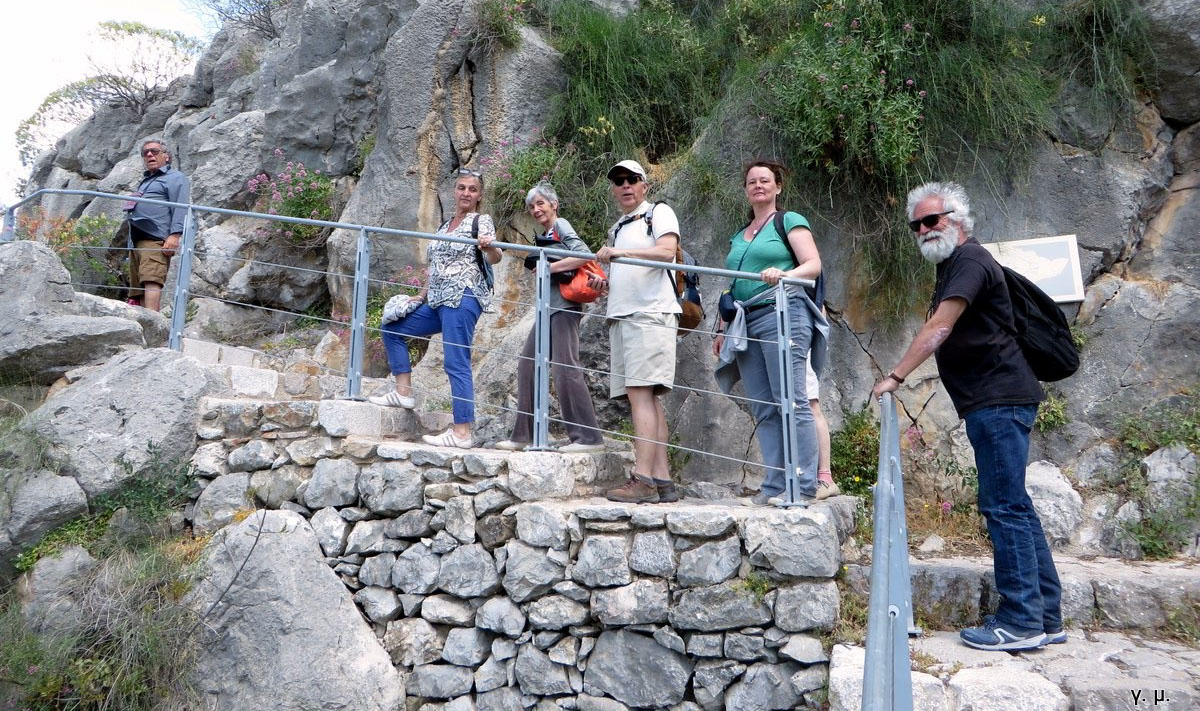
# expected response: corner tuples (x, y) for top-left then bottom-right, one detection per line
(18, 0), (1200, 556)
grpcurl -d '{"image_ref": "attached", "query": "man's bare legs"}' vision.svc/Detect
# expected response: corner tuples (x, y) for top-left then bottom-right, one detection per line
(625, 385), (669, 480)
(143, 283), (163, 311)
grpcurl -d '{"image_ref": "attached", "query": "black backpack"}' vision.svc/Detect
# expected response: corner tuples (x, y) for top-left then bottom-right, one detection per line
(770, 210), (824, 309)
(1001, 266), (1079, 381)
(443, 214), (494, 291)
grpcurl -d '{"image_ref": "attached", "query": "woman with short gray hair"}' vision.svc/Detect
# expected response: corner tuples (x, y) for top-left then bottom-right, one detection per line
(494, 184), (604, 452)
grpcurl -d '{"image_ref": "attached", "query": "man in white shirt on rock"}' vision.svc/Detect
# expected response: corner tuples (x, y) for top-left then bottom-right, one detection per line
(592, 159), (682, 504)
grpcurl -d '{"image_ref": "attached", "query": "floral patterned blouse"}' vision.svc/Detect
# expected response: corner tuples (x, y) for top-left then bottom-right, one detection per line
(426, 212), (495, 311)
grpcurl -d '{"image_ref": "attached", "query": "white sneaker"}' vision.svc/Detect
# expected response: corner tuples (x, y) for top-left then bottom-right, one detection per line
(368, 390), (415, 408)
(493, 439), (527, 451)
(558, 441), (605, 453)
(422, 428), (475, 449)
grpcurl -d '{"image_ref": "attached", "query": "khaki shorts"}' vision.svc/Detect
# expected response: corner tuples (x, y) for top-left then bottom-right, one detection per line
(609, 312), (677, 398)
(130, 239), (170, 296)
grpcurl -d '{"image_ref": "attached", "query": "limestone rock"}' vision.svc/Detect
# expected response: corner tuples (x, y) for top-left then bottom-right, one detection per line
(354, 586), (402, 623)
(422, 594), (476, 627)
(630, 530), (675, 577)
(948, 666), (1069, 710)
(1143, 0), (1200, 122)
(582, 629), (693, 708)
(0, 242), (147, 385)
(407, 664), (474, 699)
(474, 654), (508, 693)
(303, 457), (359, 508)
(515, 645), (572, 696)
(192, 472), (253, 535)
(503, 540), (565, 602)
(665, 510), (735, 538)
(693, 659), (745, 697)
(507, 452), (585, 501)
(358, 461), (425, 515)
(28, 348), (210, 498)
(2, 471), (88, 552)
(779, 634), (827, 665)
(310, 506), (350, 557)
(591, 579), (669, 626)
(186, 510), (403, 708)
(670, 580), (773, 631)
(385, 617), (444, 667)
(573, 535), (631, 588)
(249, 465), (307, 509)
(740, 510), (840, 578)
(438, 543), (500, 598)
(20, 545), (97, 634)
(476, 596), (527, 638)
(227, 439), (276, 473)
(724, 661), (803, 710)
(676, 537), (741, 587)
(1025, 460), (1083, 546)
(387, 510), (435, 539)
(444, 495), (477, 544)
(344, 519), (388, 555)
(516, 503), (570, 550)
(774, 579), (840, 632)
(393, 542), (442, 594)
(442, 627), (492, 667)
(526, 594), (590, 630)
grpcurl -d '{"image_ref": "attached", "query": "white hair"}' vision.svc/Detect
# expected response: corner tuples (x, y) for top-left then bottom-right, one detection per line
(524, 182), (559, 208)
(906, 181), (973, 236)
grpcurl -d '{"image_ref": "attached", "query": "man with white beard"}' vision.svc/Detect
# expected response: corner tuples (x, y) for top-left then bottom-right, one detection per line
(872, 182), (1064, 652)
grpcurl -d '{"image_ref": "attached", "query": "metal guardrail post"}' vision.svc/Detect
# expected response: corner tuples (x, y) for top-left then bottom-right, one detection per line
(862, 392), (914, 711)
(530, 252), (552, 450)
(346, 227), (371, 399)
(1, 206), (15, 243)
(168, 208), (197, 351)
(774, 282), (805, 507)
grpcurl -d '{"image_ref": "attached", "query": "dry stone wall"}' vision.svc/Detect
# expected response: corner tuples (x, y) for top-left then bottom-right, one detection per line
(186, 396), (858, 710)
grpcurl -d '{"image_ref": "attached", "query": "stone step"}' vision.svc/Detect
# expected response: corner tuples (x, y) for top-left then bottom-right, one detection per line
(845, 554), (1200, 636)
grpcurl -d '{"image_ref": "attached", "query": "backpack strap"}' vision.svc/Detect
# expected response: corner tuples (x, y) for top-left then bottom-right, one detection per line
(645, 201), (685, 297)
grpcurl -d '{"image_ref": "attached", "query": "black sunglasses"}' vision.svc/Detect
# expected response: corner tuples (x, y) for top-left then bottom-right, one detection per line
(610, 174), (642, 187)
(908, 210), (954, 232)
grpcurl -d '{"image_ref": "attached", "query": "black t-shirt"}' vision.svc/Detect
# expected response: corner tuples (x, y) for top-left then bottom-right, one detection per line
(932, 239), (1044, 417)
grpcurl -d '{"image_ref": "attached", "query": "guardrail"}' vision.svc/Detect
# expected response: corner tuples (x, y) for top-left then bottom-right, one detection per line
(862, 392), (918, 710)
(4, 188), (818, 503)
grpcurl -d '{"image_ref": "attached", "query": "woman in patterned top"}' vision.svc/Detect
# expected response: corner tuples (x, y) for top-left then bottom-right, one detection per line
(370, 169), (502, 449)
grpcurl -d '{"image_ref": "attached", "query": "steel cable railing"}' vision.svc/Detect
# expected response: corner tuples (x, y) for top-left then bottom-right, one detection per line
(5, 188), (817, 502)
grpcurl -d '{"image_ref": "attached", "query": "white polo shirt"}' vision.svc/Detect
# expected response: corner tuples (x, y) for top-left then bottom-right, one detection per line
(605, 201), (683, 318)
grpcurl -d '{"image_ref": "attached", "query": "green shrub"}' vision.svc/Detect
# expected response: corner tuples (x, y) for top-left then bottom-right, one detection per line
(477, 0), (530, 50)
(1034, 391), (1069, 432)
(247, 149), (336, 248)
(831, 405), (880, 498)
(481, 132), (612, 249)
(16, 212), (124, 296)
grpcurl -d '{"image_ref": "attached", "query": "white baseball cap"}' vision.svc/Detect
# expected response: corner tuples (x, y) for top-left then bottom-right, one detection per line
(606, 159), (647, 180)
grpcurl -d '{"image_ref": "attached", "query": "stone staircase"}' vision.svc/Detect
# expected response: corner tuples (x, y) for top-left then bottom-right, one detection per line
(181, 337), (1200, 710)
(182, 337), (862, 710)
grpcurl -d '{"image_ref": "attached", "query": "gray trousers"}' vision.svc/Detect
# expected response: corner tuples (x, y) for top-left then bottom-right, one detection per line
(511, 309), (603, 445)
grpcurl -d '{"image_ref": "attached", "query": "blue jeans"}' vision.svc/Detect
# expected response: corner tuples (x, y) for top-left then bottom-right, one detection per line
(380, 293), (482, 424)
(965, 404), (1062, 632)
(733, 296), (817, 497)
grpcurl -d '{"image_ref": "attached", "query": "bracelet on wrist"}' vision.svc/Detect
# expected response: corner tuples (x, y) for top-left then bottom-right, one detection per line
(887, 371), (905, 384)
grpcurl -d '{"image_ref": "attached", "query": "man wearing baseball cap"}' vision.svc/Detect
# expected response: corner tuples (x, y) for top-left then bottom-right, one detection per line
(592, 159), (683, 503)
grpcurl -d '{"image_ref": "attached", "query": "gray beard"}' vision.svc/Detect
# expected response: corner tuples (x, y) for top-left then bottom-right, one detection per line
(918, 230), (957, 263)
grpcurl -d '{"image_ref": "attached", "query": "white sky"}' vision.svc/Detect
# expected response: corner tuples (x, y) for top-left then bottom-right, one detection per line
(0, 0), (211, 205)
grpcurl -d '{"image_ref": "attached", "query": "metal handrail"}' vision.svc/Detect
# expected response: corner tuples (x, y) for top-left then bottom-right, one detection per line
(862, 392), (916, 710)
(4, 187), (818, 503)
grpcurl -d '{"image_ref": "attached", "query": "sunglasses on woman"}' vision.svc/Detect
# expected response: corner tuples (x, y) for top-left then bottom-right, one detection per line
(457, 168), (483, 178)
(908, 210), (954, 232)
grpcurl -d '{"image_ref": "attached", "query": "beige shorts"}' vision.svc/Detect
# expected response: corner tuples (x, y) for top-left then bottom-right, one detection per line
(805, 355), (820, 402)
(130, 238), (170, 293)
(609, 312), (677, 398)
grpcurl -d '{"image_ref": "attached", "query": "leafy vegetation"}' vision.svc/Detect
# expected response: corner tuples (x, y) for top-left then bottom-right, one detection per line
(15, 22), (202, 166)
(830, 405), (880, 499)
(1035, 391), (1069, 432)
(499, 0), (1155, 323)
(1115, 392), (1200, 559)
(246, 149), (337, 248)
(15, 212), (124, 297)
(476, 0), (531, 50)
